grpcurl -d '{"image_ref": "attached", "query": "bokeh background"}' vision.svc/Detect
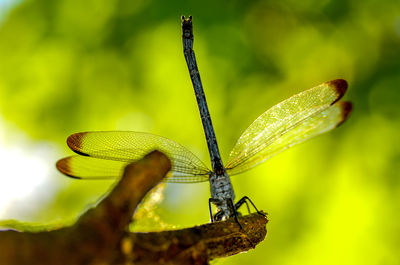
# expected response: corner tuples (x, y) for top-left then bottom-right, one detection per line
(0, 0), (399, 264)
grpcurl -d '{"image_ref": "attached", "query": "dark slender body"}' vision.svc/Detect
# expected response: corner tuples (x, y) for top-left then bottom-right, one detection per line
(181, 16), (263, 223)
(181, 16), (237, 221)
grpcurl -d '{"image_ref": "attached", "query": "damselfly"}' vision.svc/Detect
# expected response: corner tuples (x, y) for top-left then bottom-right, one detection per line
(57, 16), (352, 223)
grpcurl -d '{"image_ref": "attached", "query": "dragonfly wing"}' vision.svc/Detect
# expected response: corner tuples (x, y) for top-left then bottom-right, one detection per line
(56, 156), (208, 183)
(56, 156), (127, 179)
(56, 156), (210, 182)
(226, 79), (350, 175)
(60, 131), (210, 179)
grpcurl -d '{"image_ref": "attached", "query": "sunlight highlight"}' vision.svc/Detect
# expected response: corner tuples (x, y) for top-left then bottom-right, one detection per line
(0, 125), (50, 219)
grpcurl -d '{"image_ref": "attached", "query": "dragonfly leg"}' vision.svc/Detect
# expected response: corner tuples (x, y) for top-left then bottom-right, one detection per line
(208, 198), (215, 222)
(209, 198), (224, 222)
(211, 200), (229, 222)
(235, 196), (266, 216)
(213, 210), (224, 221)
(209, 198), (243, 228)
(241, 200), (251, 214)
(228, 199), (243, 229)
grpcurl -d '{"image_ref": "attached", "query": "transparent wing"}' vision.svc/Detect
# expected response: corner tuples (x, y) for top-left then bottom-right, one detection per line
(56, 156), (209, 183)
(57, 131), (210, 182)
(226, 101), (352, 175)
(226, 79), (350, 175)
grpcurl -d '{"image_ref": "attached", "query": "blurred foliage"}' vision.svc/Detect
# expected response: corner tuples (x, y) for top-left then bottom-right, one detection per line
(0, 0), (399, 264)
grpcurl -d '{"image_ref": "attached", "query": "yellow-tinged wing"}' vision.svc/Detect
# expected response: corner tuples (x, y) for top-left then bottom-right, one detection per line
(56, 156), (209, 183)
(226, 79), (351, 175)
(56, 156), (127, 180)
(56, 131), (210, 182)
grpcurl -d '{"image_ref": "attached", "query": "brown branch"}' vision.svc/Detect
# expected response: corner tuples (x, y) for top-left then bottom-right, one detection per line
(0, 151), (268, 265)
(129, 212), (268, 265)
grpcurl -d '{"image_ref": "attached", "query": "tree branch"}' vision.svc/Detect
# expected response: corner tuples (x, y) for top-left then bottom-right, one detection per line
(129, 212), (267, 265)
(0, 151), (268, 265)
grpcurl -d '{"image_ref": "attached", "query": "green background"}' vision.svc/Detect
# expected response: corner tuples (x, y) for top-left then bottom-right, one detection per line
(0, 0), (399, 264)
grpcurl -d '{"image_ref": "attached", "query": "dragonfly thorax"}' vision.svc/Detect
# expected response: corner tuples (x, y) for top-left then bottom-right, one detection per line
(209, 172), (236, 220)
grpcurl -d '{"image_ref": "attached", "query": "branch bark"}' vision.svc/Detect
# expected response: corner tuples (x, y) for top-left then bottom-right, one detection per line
(0, 151), (268, 265)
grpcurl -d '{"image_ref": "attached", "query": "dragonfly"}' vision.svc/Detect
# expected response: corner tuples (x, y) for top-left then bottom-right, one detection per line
(56, 15), (352, 224)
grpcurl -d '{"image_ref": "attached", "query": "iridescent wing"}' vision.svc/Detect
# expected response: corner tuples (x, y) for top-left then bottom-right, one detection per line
(56, 131), (210, 182)
(226, 79), (352, 175)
